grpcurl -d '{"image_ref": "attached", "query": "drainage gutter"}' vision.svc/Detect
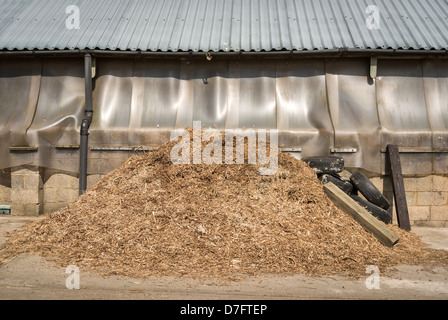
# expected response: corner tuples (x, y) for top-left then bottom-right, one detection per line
(0, 48), (447, 59)
(79, 53), (93, 195)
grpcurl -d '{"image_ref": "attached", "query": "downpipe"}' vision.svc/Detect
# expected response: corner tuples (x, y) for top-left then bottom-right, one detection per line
(79, 118), (90, 195)
(79, 54), (93, 195)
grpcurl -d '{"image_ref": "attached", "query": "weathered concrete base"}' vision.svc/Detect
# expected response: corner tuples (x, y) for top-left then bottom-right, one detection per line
(10, 167), (43, 216)
(42, 170), (79, 214)
(369, 174), (448, 227)
(1, 215), (447, 300)
(0, 169), (10, 207)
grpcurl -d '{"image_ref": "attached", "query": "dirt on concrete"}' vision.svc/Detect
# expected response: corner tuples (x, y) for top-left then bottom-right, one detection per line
(0, 215), (447, 300)
(2, 136), (446, 283)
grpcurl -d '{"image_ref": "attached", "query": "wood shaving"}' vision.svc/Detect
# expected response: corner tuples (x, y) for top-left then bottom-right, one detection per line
(1, 130), (447, 280)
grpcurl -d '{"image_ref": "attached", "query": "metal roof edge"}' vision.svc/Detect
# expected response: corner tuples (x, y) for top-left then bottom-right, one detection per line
(1, 48), (447, 59)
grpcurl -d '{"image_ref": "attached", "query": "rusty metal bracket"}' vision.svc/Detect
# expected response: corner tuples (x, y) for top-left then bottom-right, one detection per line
(90, 146), (154, 152)
(280, 148), (302, 153)
(9, 146), (38, 152)
(331, 148), (357, 153)
(55, 145), (80, 150)
(380, 148), (448, 153)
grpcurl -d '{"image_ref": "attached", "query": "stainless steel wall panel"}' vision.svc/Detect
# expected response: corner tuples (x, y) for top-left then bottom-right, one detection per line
(423, 59), (448, 174)
(91, 58), (134, 129)
(377, 59), (433, 174)
(0, 58), (84, 172)
(173, 60), (195, 129)
(226, 61), (277, 129)
(189, 61), (229, 129)
(276, 59), (332, 156)
(0, 58), (41, 169)
(88, 58), (134, 166)
(325, 58), (381, 172)
(130, 60), (181, 130)
(27, 58), (84, 147)
(1, 57), (447, 175)
(24, 58), (84, 173)
(377, 60), (432, 142)
(235, 60), (277, 129)
(0, 58), (41, 147)
(423, 60), (448, 149)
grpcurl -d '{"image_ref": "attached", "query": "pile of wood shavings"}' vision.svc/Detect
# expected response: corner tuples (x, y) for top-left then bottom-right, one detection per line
(1, 131), (447, 280)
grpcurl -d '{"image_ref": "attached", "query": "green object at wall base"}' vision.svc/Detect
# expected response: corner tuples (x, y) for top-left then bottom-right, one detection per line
(0, 205), (11, 215)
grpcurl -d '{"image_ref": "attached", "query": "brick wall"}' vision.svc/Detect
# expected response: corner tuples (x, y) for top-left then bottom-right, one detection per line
(10, 167), (43, 216)
(371, 175), (448, 227)
(1, 167), (104, 216)
(42, 172), (104, 213)
(0, 169), (11, 206)
(43, 171), (79, 214)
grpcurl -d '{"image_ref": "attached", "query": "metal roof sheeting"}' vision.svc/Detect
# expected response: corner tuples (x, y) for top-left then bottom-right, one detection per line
(0, 0), (447, 52)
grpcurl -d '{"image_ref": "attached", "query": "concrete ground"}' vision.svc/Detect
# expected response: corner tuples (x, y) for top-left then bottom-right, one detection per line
(0, 215), (447, 301)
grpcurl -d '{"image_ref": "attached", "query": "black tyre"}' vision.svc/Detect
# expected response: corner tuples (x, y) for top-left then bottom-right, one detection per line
(350, 195), (392, 224)
(349, 171), (391, 210)
(319, 173), (354, 195)
(302, 156), (344, 174)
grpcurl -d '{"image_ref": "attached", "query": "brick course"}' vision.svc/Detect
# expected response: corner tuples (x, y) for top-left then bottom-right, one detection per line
(43, 172), (79, 214)
(417, 191), (447, 206)
(433, 175), (448, 192)
(0, 185), (10, 205)
(404, 176), (433, 192)
(10, 168), (43, 216)
(431, 206), (448, 221)
(408, 206), (430, 221)
(369, 174), (448, 227)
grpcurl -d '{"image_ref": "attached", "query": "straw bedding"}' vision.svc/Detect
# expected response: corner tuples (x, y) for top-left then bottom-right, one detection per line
(1, 131), (447, 280)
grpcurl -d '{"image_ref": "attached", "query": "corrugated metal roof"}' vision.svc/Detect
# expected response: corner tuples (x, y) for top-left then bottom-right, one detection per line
(0, 0), (447, 52)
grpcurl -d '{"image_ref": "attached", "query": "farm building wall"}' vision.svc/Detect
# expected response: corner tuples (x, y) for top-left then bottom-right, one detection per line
(0, 56), (447, 223)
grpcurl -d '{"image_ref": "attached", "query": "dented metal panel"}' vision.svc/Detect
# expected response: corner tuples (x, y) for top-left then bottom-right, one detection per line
(0, 58), (84, 172)
(377, 59), (434, 174)
(325, 58), (382, 173)
(0, 57), (447, 175)
(276, 59), (333, 157)
(423, 59), (448, 174)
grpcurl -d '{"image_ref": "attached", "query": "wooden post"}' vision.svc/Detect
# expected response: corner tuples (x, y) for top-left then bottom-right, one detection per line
(386, 144), (411, 231)
(324, 182), (399, 247)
